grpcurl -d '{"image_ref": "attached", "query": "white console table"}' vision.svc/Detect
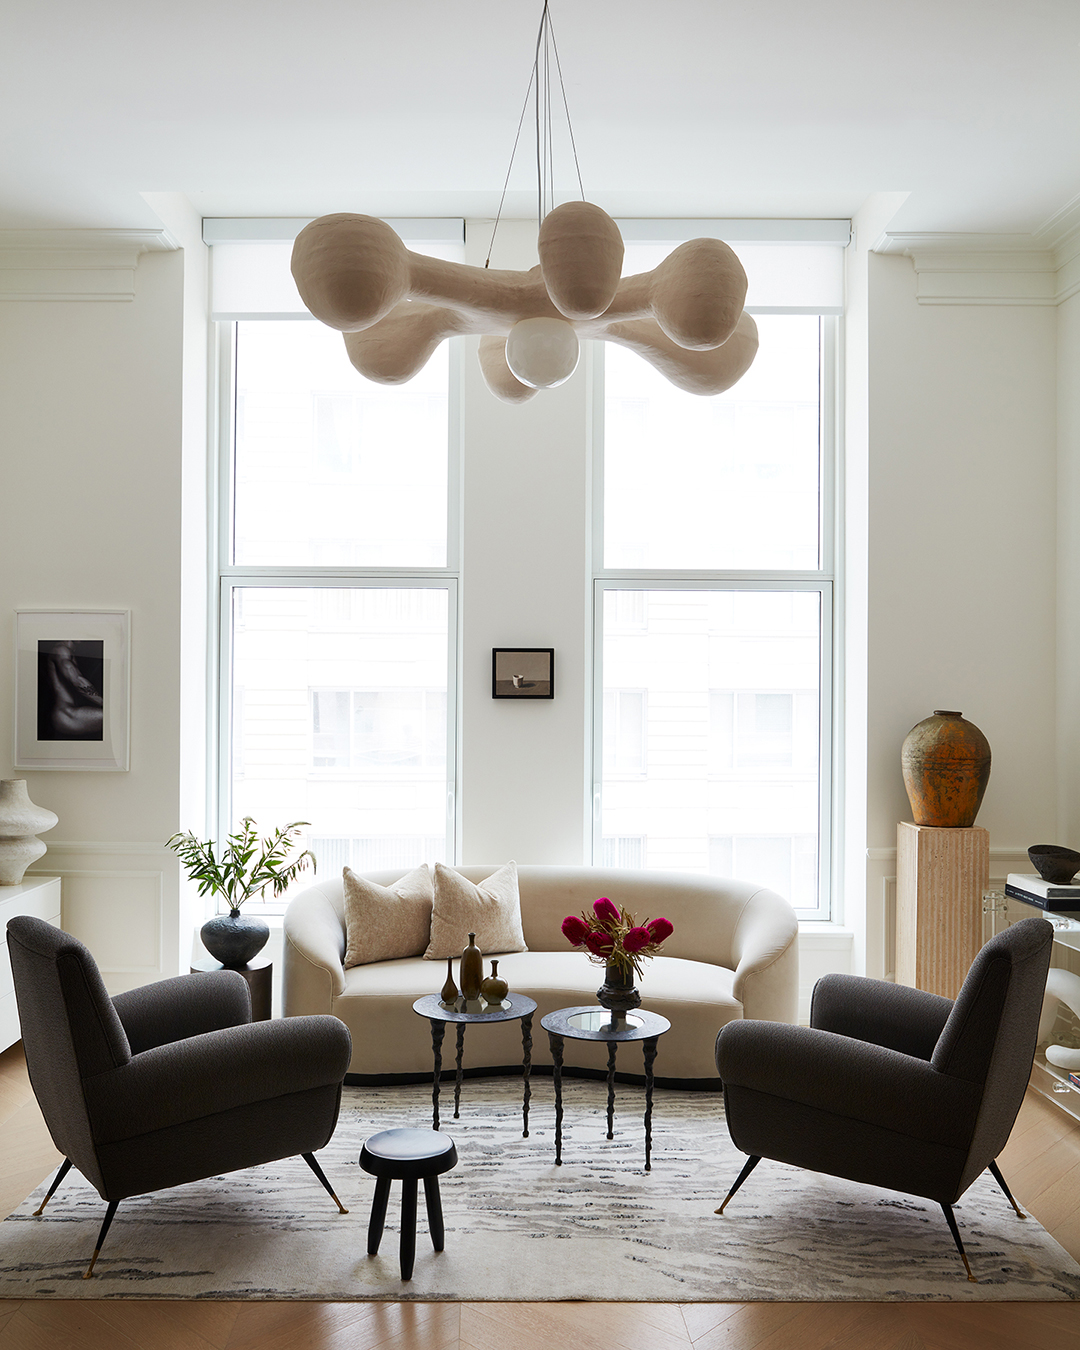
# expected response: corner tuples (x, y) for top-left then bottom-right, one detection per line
(0, 876), (62, 1052)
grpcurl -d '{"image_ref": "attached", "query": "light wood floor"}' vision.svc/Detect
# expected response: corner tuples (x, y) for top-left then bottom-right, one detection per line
(0, 1045), (1078, 1349)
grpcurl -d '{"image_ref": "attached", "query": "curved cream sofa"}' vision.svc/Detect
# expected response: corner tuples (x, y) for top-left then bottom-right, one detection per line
(283, 865), (799, 1083)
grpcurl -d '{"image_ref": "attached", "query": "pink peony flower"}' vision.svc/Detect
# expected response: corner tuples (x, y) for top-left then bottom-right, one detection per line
(647, 917), (674, 944)
(593, 896), (621, 926)
(583, 928), (615, 958)
(561, 914), (590, 946)
(623, 925), (651, 953)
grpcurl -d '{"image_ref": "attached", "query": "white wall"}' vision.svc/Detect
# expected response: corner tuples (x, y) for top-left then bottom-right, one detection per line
(862, 251), (1058, 977)
(459, 220), (592, 864)
(1058, 289), (1080, 847)
(0, 251), (187, 989)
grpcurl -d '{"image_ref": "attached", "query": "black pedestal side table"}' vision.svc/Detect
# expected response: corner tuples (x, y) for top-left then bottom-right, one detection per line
(190, 956), (272, 1020)
(540, 1005), (671, 1170)
(412, 992), (537, 1135)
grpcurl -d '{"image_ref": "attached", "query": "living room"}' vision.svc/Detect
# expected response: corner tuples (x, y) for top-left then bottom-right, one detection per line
(1, 1), (1079, 1346)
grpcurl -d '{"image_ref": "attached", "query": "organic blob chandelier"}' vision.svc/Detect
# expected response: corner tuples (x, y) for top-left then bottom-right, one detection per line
(291, 5), (757, 404)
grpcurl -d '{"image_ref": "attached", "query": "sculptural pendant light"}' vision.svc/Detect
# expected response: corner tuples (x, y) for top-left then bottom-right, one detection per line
(291, 2), (757, 403)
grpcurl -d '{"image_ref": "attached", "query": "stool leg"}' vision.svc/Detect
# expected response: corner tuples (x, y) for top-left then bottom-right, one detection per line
(400, 1178), (418, 1280)
(424, 1174), (445, 1251)
(368, 1176), (391, 1255)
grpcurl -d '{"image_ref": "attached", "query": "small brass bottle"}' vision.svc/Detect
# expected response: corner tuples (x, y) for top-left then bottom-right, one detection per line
(460, 932), (483, 1002)
(440, 955), (458, 1007)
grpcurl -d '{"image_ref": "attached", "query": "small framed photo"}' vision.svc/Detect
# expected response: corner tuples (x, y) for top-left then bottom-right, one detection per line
(15, 610), (130, 771)
(492, 648), (554, 700)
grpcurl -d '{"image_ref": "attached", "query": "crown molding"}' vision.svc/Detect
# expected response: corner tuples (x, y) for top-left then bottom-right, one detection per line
(0, 227), (179, 301)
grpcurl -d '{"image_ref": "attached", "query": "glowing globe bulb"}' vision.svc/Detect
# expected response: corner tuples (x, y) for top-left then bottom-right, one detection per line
(504, 317), (580, 389)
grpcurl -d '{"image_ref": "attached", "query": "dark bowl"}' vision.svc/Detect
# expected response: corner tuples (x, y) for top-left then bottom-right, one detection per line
(1028, 844), (1080, 886)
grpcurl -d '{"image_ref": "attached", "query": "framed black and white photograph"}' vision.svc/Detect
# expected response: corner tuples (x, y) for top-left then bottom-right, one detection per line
(15, 610), (130, 770)
(492, 647), (554, 700)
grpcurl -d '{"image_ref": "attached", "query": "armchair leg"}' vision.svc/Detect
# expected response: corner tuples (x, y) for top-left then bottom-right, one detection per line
(33, 1158), (72, 1216)
(941, 1203), (978, 1283)
(988, 1159), (1025, 1219)
(83, 1200), (119, 1279)
(715, 1154), (762, 1215)
(301, 1151), (348, 1214)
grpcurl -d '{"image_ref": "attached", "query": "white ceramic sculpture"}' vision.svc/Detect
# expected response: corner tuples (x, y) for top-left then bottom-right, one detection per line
(0, 780), (58, 885)
(291, 202), (758, 404)
(1038, 966), (1080, 1069)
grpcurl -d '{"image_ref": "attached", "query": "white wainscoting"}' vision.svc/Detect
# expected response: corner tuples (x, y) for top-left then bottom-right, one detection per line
(26, 842), (179, 994)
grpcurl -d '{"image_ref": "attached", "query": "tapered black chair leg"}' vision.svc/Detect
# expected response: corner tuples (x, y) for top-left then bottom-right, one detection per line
(367, 1176), (391, 1255)
(84, 1200), (119, 1279)
(423, 1174), (445, 1251)
(715, 1154), (762, 1215)
(301, 1151), (348, 1213)
(988, 1159), (1025, 1218)
(33, 1158), (72, 1217)
(400, 1178), (418, 1280)
(941, 1203), (978, 1283)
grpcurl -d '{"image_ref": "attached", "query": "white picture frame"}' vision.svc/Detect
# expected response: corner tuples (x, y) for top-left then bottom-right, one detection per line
(14, 610), (130, 771)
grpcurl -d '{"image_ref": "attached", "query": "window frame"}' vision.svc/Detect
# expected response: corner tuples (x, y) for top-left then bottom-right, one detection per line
(591, 315), (838, 922)
(213, 319), (462, 915)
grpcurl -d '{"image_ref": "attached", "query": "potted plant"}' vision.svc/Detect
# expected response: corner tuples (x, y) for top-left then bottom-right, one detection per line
(167, 818), (315, 967)
(561, 897), (674, 1025)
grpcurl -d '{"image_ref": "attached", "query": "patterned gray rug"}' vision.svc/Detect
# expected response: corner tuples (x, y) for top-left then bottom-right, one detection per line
(0, 1079), (1077, 1301)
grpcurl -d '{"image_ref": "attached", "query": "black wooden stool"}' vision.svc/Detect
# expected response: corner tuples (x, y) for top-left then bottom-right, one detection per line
(359, 1128), (458, 1280)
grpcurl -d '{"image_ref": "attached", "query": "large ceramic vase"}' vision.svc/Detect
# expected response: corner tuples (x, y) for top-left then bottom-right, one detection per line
(901, 710), (991, 828)
(0, 780), (58, 886)
(200, 908), (269, 967)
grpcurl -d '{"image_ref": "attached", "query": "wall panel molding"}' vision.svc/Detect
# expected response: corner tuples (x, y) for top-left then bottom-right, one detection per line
(0, 228), (179, 302)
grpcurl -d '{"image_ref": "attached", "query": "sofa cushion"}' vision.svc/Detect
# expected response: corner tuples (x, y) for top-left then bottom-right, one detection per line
(337, 950), (741, 1079)
(424, 861), (527, 960)
(343, 863), (433, 968)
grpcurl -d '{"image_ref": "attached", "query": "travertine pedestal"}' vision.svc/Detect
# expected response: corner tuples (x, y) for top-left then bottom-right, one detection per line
(896, 822), (989, 999)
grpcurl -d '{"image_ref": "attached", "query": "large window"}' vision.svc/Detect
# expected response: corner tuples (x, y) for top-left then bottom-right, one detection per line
(218, 289), (458, 907)
(596, 267), (834, 918)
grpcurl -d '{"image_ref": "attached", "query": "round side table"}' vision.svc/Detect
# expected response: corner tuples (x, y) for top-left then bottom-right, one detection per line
(190, 956), (272, 1021)
(540, 1005), (671, 1170)
(413, 992), (537, 1136)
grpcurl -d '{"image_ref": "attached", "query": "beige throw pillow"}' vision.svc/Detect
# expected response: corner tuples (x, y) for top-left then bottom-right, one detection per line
(342, 863), (434, 969)
(424, 861), (527, 960)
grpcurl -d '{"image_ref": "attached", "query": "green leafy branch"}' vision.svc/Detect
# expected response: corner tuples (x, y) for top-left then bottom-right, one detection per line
(166, 818), (315, 913)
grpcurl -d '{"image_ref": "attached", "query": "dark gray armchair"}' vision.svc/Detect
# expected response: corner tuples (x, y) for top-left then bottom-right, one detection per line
(8, 916), (353, 1277)
(715, 916), (1053, 1282)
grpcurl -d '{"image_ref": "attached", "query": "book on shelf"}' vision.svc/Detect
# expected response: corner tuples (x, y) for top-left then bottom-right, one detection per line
(1006, 872), (1080, 912)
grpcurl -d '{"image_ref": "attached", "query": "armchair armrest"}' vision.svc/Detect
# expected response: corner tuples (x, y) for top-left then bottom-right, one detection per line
(810, 975), (952, 1061)
(729, 888), (799, 1023)
(716, 1020), (979, 1150)
(112, 971), (251, 1054)
(284, 885), (347, 1012)
(84, 1014), (352, 1146)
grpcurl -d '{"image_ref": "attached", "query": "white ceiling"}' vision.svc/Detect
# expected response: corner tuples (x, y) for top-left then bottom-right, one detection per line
(3, 0), (1079, 236)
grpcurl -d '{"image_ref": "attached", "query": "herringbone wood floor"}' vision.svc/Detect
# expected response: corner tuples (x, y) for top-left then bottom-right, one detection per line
(0, 1045), (1076, 1349)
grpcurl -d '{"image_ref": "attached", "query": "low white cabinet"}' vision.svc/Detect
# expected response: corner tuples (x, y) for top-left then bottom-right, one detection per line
(0, 876), (62, 1052)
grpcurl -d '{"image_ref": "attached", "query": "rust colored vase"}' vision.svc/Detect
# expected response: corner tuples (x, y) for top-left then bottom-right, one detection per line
(901, 710), (991, 828)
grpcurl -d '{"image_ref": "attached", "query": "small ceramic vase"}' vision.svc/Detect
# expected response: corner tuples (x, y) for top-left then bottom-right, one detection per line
(597, 960), (642, 1029)
(460, 932), (483, 1002)
(200, 908), (269, 968)
(481, 959), (509, 1007)
(0, 780), (58, 886)
(440, 956), (459, 1007)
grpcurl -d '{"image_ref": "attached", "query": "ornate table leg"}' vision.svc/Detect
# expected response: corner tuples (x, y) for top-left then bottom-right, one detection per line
(454, 1023), (466, 1119)
(549, 1031), (565, 1165)
(643, 1036), (658, 1171)
(521, 1012), (533, 1138)
(429, 1019), (445, 1131)
(605, 1040), (618, 1140)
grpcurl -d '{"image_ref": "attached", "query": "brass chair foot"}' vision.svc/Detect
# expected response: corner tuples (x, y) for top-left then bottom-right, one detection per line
(83, 1248), (102, 1279)
(715, 1193), (733, 1215)
(332, 1194), (348, 1215)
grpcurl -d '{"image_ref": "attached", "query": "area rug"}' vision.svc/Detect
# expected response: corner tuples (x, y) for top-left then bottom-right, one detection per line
(0, 1079), (1077, 1301)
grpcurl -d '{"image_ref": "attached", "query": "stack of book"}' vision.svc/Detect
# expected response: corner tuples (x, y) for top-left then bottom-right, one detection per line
(1005, 872), (1080, 912)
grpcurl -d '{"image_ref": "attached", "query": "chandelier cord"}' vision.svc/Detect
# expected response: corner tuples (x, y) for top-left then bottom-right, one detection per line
(486, 0), (585, 268)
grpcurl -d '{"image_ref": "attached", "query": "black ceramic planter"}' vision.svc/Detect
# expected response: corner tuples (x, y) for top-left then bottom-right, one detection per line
(201, 910), (270, 967)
